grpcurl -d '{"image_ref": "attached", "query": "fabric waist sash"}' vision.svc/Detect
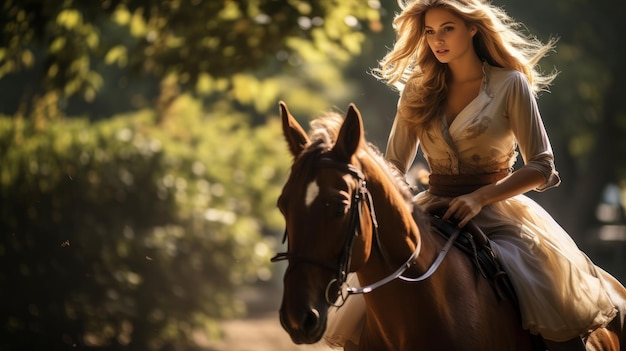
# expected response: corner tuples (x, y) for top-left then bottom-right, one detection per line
(428, 170), (510, 197)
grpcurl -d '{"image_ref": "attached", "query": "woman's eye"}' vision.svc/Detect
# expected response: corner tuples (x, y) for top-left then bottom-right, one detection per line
(443, 26), (454, 32)
(425, 29), (434, 35)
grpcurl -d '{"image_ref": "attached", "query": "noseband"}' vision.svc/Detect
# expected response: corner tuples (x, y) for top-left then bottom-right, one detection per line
(271, 157), (461, 306)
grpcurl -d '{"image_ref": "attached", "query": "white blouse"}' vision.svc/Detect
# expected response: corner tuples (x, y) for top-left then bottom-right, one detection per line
(386, 63), (561, 191)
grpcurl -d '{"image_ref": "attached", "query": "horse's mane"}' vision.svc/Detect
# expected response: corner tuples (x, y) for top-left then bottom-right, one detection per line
(297, 111), (414, 207)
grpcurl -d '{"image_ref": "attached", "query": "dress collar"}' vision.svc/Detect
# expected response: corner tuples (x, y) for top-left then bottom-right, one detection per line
(481, 61), (494, 98)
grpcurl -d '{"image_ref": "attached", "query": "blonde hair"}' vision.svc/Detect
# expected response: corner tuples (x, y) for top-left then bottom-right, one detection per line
(373, 0), (557, 130)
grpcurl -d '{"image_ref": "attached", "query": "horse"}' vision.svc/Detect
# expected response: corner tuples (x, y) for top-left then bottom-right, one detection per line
(271, 101), (626, 350)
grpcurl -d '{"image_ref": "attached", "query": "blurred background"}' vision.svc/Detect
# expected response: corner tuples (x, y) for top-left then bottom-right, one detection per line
(0, 0), (624, 350)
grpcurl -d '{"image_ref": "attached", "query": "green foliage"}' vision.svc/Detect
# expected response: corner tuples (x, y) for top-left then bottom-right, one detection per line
(2, 0), (624, 349)
(504, 0), (625, 159)
(0, 1), (384, 349)
(0, 97), (290, 350)
(0, 0), (381, 117)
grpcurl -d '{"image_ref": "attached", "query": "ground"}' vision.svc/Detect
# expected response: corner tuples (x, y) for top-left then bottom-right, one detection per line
(204, 282), (337, 351)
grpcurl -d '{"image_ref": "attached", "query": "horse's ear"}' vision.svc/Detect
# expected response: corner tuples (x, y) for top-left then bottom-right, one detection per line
(279, 101), (309, 157)
(333, 103), (364, 160)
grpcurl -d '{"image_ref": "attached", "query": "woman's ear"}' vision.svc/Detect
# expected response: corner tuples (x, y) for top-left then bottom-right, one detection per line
(470, 25), (478, 37)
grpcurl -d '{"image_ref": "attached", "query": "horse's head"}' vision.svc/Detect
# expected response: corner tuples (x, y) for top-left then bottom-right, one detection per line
(273, 101), (375, 344)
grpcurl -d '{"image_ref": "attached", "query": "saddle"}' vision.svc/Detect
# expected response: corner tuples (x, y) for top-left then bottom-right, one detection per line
(427, 207), (548, 350)
(427, 207), (518, 305)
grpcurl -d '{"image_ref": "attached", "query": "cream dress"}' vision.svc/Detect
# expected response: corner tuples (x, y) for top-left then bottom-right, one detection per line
(324, 63), (617, 346)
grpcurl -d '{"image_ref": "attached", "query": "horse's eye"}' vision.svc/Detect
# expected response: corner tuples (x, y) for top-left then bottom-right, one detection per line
(329, 200), (349, 218)
(335, 205), (347, 218)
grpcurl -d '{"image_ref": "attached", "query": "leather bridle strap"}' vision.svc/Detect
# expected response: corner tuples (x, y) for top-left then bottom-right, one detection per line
(271, 156), (461, 302)
(346, 227), (461, 295)
(270, 158), (375, 297)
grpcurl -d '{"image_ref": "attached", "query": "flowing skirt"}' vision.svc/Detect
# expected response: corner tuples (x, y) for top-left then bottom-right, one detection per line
(324, 192), (618, 345)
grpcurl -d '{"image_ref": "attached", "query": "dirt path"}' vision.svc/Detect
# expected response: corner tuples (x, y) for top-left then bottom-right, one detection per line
(204, 282), (337, 351)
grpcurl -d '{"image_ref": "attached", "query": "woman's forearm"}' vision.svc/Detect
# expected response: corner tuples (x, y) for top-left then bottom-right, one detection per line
(474, 167), (546, 206)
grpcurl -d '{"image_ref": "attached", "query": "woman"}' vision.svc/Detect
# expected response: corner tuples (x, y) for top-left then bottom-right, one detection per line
(325, 0), (618, 350)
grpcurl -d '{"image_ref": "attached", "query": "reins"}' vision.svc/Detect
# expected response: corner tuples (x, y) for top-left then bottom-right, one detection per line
(272, 157), (371, 304)
(271, 156), (461, 307)
(345, 226), (460, 294)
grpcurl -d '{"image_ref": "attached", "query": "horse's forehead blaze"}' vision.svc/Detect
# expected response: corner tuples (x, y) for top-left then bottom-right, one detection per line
(304, 180), (319, 208)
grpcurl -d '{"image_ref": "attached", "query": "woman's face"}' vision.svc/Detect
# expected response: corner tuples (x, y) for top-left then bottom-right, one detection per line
(424, 7), (477, 64)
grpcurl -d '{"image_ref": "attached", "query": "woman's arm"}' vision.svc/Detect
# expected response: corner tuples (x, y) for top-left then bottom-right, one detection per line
(385, 102), (420, 175)
(442, 167), (545, 227)
(443, 72), (560, 227)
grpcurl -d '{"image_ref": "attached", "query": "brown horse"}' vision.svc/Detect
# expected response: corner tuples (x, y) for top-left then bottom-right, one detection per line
(272, 101), (626, 350)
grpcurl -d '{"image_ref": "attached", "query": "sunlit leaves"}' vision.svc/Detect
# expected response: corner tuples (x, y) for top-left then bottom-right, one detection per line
(56, 9), (82, 29)
(0, 3), (386, 348)
(1, 0), (381, 116)
(219, 1), (244, 20)
(0, 94), (290, 348)
(230, 74), (281, 111)
(129, 8), (148, 37)
(49, 37), (66, 53)
(112, 5), (131, 26)
(0, 1), (39, 77)
(105, 45), (128, 67)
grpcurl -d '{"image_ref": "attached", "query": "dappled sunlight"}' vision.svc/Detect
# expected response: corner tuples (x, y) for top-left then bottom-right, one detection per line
(1, 0), (624, 349)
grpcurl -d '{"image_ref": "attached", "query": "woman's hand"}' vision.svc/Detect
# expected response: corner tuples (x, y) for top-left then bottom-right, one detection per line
(442, 193), (484, 228)
(439, 167), (547, 228)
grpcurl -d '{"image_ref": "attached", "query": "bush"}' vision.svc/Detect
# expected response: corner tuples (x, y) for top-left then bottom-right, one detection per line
(0, 97), (290, 350)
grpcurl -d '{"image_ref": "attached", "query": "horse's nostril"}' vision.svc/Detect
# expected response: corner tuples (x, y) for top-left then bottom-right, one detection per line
(302, 308), (320, 332)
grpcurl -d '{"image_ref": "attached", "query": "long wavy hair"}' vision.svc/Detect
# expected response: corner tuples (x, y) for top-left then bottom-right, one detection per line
(373, 0), (557, 131)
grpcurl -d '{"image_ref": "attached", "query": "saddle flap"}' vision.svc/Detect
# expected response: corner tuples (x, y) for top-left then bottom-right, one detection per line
(426, 207), (518, 305)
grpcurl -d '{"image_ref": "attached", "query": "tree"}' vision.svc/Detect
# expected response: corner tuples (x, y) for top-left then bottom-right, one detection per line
(0, 0), (384, 349)
(0, 0), (381, 121)
(0, 98), (298, 350)
(501, 0), (626, 243)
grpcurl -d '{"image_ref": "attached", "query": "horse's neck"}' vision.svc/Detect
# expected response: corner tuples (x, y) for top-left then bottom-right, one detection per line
(367, 181), (420, 262)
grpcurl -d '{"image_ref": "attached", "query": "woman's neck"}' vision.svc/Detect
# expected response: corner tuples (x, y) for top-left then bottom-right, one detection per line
(448, 55), (483, 83)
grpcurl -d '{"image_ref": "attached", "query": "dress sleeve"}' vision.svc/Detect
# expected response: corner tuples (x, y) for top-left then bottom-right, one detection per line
(507, 72), (561, 191)
(385, 98), (420, 175)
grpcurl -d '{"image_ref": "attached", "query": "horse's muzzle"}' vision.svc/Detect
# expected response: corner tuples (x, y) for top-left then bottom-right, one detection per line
(279, 306), (327, 344)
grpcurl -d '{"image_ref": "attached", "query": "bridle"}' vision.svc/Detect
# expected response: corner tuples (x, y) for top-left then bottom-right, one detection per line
(271, 157), (460, 306)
